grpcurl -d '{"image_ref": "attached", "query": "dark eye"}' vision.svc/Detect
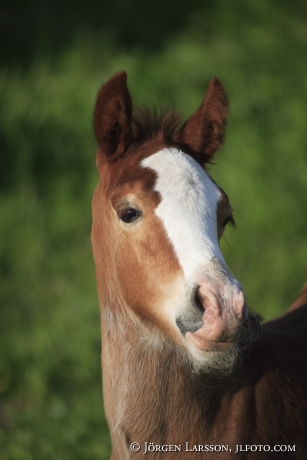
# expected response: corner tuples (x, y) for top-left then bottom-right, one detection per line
(119, 207), (142, 224)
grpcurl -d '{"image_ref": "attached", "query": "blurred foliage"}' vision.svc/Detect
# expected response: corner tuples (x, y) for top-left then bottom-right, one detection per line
(1, 0), (307, 458)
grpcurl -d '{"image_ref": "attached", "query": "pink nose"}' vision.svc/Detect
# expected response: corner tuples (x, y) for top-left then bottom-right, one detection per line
(185, 280), (248, 351)
(198, 281), (248, 321)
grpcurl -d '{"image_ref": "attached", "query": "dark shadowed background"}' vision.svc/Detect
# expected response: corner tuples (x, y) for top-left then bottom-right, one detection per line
(1, 1), (307, 458)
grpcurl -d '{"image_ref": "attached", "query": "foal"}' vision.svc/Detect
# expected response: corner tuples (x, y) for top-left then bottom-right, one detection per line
(91, 72), (307, 459)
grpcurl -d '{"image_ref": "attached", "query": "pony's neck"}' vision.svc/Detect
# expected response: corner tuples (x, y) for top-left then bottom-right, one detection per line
(101, 308), (229, 453)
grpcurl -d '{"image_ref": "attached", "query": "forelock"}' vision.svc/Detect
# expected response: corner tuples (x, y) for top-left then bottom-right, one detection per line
(132, 107), (182, 145)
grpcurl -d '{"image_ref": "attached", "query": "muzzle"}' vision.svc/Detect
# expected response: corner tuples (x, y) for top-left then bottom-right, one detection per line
(177, 277), (248, 352)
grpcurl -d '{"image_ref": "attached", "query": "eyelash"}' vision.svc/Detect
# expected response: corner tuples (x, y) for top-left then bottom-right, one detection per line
(223, 215), (235, 228)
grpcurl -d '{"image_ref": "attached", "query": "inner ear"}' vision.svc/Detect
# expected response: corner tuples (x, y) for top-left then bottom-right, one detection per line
(179, 78), (228, 163)
(94, 71), (133, 160)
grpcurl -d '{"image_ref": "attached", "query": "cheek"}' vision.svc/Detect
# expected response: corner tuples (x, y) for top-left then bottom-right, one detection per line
(117, 218), (182, 325)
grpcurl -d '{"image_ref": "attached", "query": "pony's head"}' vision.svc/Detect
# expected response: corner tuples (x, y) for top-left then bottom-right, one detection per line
(92, 72), (255, 371)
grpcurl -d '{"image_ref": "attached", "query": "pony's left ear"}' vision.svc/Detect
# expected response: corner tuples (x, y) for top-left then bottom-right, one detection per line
(179, 78), (228, 162)
(94, 71), (133, 160)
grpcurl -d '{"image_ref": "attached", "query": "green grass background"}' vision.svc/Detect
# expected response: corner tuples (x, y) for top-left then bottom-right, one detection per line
(1, 1), (307, 458)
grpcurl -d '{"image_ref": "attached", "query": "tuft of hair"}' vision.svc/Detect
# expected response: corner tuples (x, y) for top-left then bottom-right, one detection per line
(132, 107), (183, 145)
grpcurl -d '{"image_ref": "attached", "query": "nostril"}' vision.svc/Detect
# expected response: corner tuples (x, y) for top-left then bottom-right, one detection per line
(193, 287), (204, 313)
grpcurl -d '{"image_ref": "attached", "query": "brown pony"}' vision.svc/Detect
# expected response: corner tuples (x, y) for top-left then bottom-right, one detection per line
(91, 72), (307, 459)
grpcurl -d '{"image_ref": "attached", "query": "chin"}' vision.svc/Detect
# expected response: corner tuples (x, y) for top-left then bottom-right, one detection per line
(186, 339), (240, 375)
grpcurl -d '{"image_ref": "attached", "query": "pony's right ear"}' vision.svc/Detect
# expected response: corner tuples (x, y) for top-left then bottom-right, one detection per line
(94, 71), (132, 160)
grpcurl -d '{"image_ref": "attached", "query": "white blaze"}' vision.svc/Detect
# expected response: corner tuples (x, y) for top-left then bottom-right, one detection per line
(142, 148), (227, 285)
